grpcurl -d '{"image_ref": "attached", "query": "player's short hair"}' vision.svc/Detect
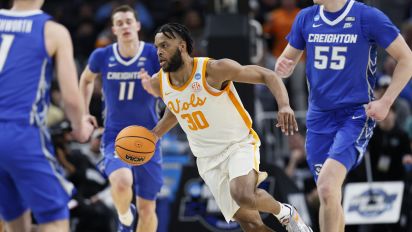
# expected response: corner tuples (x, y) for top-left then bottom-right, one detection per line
(156, 23), (194, 55)
(111, 5), (139, 23)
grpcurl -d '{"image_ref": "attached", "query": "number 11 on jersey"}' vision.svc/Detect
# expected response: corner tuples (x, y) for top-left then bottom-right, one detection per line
(119, 81), (135, 100)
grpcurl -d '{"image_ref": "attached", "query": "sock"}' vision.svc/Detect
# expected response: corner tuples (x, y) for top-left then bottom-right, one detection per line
(118, 208), (133, 226)
(274, 203), (291, 220)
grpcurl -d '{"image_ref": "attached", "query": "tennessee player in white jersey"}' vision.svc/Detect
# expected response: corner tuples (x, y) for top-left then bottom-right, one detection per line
(160, 57), (253, 158)
(142, 23), (312, 232)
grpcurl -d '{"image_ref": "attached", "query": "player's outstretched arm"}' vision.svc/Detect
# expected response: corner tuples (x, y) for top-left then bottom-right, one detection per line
(45, 21), (94, 142)
(152, 108), (178, 142)
(207, 59), (298, 135)
(275, 44), (304, 78)
(367, 35), (412, 120)
(141, 72), (162, 97)
(79, 65), (99, 114)
(140, 72), (178, 140)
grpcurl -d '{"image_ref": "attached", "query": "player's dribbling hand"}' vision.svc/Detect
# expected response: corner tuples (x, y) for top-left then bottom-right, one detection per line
(276, 106), (299, 136)
(71, 115), (95, 143)
(365, 99), (391, 121)
(274, 56), (295, 78)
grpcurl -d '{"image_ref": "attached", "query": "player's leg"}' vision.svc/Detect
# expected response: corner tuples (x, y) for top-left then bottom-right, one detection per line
(230, 170), (280, 214)
(229, 170), (312, 232)
(226, 138), (312, 231)
(3, 210), (31, 232)
(315, 106), (375, 232)
(316, 158), (346, 232)
(135, 197), (157, 232)
(0, 164), (31, 232)
(3, 125), (72, 232)
(103, 139), (135, 229)
(233, 208), (274, 232)
(38, 220), (69, 232)
(108, 168), (134, 226)
(133, 157), (162, 232)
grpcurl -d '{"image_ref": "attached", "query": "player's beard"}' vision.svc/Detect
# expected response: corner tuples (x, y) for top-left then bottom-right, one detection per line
(163, 48), (183, 72)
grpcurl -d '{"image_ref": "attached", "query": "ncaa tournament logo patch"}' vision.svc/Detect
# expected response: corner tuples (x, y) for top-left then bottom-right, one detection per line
(194, 73), (201, 80)
(109, 56), (115, 62)
(191, 82), (202, 92)
(314, 15), (320, 21)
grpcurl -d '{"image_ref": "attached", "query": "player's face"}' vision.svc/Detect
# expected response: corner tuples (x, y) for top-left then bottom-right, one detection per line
(155, 33), (184, 72)
(112, 11), (140, 42)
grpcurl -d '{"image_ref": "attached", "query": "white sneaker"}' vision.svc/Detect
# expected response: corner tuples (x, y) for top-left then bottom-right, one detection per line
(279, 204), (313, 232)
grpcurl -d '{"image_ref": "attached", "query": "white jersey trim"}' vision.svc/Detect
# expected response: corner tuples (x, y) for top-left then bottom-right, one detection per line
(112, 41), (145, 66)
(0, 9), (43, 17)
(320, 0), (354, 26)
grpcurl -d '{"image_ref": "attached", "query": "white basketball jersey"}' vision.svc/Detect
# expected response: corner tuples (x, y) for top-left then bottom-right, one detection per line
(160, 57), (257, 158)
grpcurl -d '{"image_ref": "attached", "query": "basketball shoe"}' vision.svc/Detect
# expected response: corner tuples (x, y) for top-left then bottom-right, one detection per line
(118, 204), (137, 232)
(279, 204), (313, 232)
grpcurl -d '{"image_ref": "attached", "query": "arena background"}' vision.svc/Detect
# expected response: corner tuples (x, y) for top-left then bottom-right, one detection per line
(1, 0), (412, 231)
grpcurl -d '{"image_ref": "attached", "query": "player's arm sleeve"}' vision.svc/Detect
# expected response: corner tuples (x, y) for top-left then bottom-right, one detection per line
(286, 10), (306, 50)
(88, 48), (105, 73)
(362, 6), (400, 49)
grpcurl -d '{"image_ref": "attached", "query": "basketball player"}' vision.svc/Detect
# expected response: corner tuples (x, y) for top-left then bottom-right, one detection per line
(274, 0), (412, 231)
(79, 5), (162, 232)
(0, 0), (95, 232)
(142, 23), (312, 232)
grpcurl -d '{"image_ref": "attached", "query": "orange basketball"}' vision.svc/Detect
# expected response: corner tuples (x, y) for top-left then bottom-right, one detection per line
(115, 125), (157, 166)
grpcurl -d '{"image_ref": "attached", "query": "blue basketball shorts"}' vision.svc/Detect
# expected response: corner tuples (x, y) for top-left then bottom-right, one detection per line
(0, 122), (72, 223)
(101, 131), (163, 201)
(305, 105), (376, 182)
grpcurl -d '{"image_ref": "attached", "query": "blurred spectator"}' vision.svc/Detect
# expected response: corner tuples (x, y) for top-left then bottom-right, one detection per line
(47, 85), (66, 127)
(264, 0), (299, 60)
(51, 125), (115, 232)
(369, 105), (411, 181)
(74, 19), (98, 65)
(285, 133), (306, 178)
(375, 75), (411, 129)
(401, 21), (412, 49)
(183, 9), (205, 56)
(255, 0), (279, 24)
(263, 0), (307, 110)
(382, 53), (412, 109)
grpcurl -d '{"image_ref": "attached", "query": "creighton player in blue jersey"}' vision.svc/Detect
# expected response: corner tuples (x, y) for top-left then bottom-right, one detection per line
(79, 5), (161, 232)
(0, 0), (95, 232)
(275, 0), (412, 231)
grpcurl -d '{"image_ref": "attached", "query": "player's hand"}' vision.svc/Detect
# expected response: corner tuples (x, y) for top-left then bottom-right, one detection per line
(274, 56), (295, 78)
(276, 105), (298, 136)
(71, 115), (95, 143)
(140, 69), (159, 97)
(151, 130), (160, 144)
(365, 99), (391, 121)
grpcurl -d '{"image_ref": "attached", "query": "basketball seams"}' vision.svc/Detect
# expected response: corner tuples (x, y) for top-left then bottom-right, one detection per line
(115, 145), (155, 154)
(115, 135), (156, 145)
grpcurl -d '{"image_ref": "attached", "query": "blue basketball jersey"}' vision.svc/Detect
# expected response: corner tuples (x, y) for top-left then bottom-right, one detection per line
(0, 10), (53, 125)
(88, 42), (160, 131)
(287, 0), (399, 111)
